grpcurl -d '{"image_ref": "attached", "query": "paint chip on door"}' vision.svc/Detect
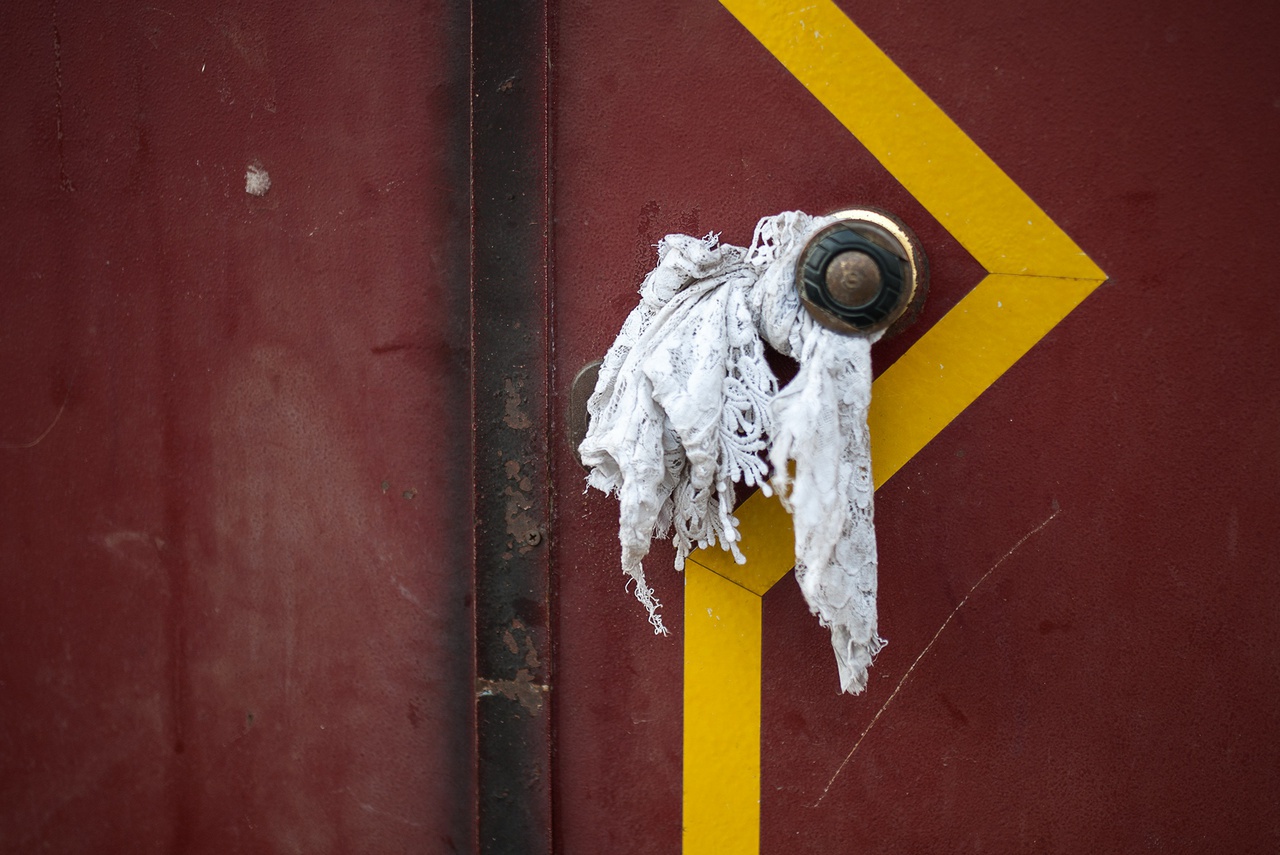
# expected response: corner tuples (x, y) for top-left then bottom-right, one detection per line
(245, 163), (271, 196)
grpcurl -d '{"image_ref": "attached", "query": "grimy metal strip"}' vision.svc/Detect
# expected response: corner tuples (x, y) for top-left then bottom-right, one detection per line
(471, 0), (553, 851)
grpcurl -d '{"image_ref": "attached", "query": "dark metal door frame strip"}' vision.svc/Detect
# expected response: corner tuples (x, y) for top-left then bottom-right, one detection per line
(470, 0), (554, 851)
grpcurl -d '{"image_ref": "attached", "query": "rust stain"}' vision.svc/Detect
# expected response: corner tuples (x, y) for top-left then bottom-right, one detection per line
(476, 670), (548, 715)
(497, 376), (544, 553)
(502, 458), (540, 554)
(510, 619), (541, 670)
(478, 620), (547, 713)
(502, 378), (531, 430)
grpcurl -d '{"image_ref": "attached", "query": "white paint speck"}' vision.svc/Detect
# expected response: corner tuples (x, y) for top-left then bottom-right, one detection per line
(245, 163), (271, 196)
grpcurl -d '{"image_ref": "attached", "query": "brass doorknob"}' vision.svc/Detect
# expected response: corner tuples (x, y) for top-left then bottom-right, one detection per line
(796, 208), (928, 336)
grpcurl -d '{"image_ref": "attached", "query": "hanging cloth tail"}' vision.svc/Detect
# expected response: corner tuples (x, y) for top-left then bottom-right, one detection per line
(751, 212), (885, 694)
(770, 331), (884, 694)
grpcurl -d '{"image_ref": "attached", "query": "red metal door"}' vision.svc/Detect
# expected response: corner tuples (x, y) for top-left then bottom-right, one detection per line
(549, 1), (1280, 853)
(1, 2), (472, 851)
(4, 1), (1277, 853)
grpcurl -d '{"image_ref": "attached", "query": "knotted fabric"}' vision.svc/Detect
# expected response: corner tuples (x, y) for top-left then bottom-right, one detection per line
(580, 211), (885, 693)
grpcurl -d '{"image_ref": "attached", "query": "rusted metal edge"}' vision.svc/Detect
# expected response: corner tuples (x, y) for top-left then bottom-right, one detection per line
(470, 0), (553, 851)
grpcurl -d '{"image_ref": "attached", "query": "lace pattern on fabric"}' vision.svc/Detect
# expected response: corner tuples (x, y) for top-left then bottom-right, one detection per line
(580, 212), (885, 693)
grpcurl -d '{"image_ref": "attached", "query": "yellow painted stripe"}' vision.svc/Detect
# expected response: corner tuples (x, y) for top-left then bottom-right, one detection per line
(683, 561), (762, 855)
(691, 489), (796, 595)
(869, 273), (1101, 482)
(683, 4), (1110, 853)
(718, 0), (1104, 281)
(691, 273), (1102, 589)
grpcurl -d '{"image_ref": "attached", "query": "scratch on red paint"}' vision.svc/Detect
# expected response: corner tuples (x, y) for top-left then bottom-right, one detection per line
(810, 507), (1062, 808)
(0, 395), (69, 450)
(340, 787), (425, 829)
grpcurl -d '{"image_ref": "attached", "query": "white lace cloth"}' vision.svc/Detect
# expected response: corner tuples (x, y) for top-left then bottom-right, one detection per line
(580, 211), (885, 694)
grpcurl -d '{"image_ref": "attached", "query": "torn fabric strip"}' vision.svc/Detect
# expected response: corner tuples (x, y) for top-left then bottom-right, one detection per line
(579, 211), (885, 694)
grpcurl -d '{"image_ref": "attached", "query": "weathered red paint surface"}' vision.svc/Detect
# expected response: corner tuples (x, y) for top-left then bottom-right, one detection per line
(551, 0), (1279, 852)
(0, 2), (472, 852)
(5, 0), (1278, 850)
